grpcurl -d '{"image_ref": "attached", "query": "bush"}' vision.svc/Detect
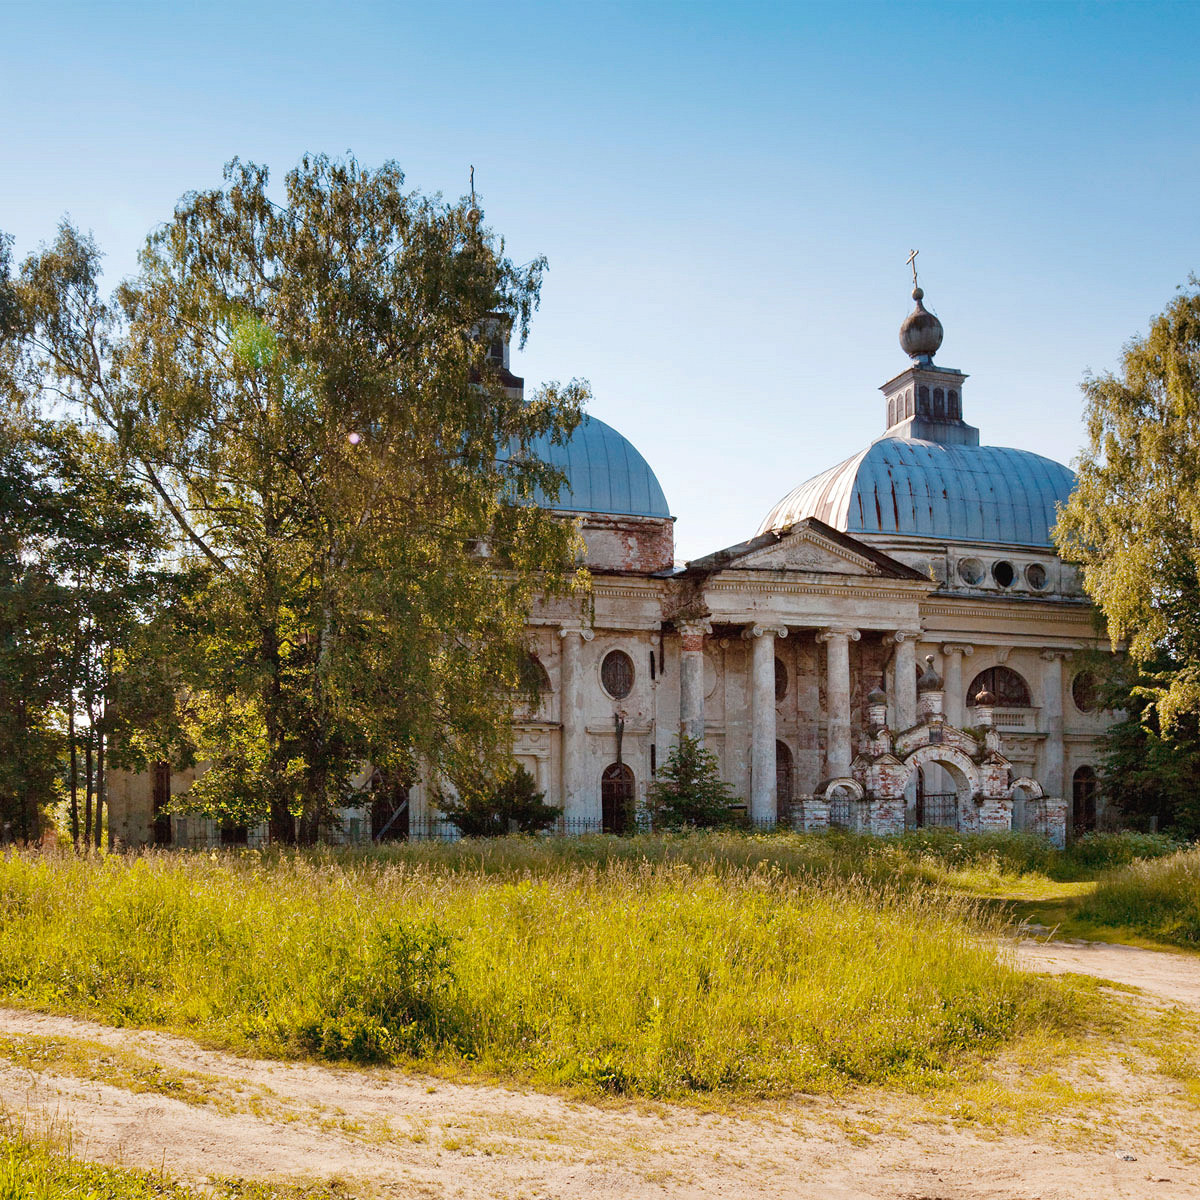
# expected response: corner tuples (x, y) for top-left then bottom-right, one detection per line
(438, 764), (561, 837)
(647, 735), (741, 830)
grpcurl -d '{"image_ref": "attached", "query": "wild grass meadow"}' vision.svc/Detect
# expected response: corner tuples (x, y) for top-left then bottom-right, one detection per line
(1077, 846), (1200, 947)
(0, 832), (1100, 1099)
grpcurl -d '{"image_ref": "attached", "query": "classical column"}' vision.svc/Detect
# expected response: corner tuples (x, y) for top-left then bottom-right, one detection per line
(558, 626), (595, 824)
(891, 630), (921, 731)
(1040, 650), (1068, 803)
(817, 627), (860, 780)
(941, 643), (974, 727)
(744, 623), (788, 827)
(676, 619), (712, 742)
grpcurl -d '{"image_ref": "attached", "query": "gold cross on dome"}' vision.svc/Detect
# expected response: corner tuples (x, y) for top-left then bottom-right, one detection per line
(906, 248), (919, 288)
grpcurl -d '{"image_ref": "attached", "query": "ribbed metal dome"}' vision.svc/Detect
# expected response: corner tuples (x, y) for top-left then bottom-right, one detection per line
(520, 414), (671, 519)
(758, 437), (1075, 547)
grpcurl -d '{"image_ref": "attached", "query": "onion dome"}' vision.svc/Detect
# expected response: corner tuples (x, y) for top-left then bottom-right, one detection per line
(916, 655), (943, 692)
(974, 688), (996, 706)
(867, 686), (887, 705)
(900, 287), (943, 362)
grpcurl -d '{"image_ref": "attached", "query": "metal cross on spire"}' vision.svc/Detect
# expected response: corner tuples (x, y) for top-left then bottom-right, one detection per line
(467, 165), (481, 228)
(906, 248), (919, 290)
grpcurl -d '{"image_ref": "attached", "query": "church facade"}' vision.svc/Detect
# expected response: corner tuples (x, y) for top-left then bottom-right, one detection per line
(108, 282), (1113, 847)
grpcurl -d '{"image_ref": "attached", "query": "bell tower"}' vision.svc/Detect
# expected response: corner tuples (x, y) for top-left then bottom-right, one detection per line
(879, 253), (979, 446)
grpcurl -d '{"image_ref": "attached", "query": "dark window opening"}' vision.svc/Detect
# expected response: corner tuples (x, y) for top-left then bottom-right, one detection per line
(774, 656), (788, 702)
(992, 560), (1015, 588)
(650, 743), (657, 775)
(601, 763), (635, 834)
(649, 649), (656, 681)
(1072, 766), (1098, 834)
(488, 338), (504, 362)
(948, 389), (960, 418)
(601, 650), (634, 699)
(933, 387), (945, 416)
(1025, 563), (1048, 590)
(967, 666), (1032, 708)
(918, 385), (929, 407)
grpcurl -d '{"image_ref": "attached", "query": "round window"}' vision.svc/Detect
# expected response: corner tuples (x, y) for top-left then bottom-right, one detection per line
(600, 650), (634, 699)
(774, 656), (788, 702)
(992, 560), (1015, 588)
(1025, 563), (1048, 590)
(957, 557), (984, 585)
(1072, 671), (1099, 713)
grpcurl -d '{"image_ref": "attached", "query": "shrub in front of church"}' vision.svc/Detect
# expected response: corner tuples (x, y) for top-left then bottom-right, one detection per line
(0, 848), (1075, 1098)
(436, 764), (562, 837)
(646, 735), (742, 830)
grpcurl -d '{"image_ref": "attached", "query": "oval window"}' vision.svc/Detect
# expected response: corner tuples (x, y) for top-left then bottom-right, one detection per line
(992, 560), (1015, 588)
(1072, 671), (1099, 713)
(601, 650), (634, 699)
(1025, 563), (1048, 590)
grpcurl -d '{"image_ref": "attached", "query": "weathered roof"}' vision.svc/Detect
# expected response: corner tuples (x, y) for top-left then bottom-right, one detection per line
(522, 414), (671, 519)
(758, 436), (1075, 548)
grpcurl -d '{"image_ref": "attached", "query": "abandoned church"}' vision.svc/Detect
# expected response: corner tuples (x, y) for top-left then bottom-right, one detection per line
(109, 279), (1114, 848)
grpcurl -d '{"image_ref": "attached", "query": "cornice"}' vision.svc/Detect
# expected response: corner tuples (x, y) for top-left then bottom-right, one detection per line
(706, 579), (928, 600)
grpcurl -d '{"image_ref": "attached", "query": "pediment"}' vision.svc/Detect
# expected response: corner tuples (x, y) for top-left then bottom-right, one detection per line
(731, 528), (882, 575)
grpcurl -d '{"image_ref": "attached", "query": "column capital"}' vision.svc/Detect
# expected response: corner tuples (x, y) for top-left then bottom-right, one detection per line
(742, 623), (788, 640)
(1039, 648), (1071, 662)
(942, 642), (975, 657)
(817, 627), (861, 643)
(676, 619), (713, 638)
(891, 629), (923, 644)
(558, 625), (594, 642)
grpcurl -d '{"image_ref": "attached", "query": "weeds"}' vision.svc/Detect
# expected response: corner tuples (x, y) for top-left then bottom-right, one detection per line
(1078, 848), (1200, 946)
(0, 839), (1079, 1098)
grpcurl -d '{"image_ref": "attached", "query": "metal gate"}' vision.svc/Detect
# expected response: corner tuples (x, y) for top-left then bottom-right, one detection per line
(914, 792), (959, 830)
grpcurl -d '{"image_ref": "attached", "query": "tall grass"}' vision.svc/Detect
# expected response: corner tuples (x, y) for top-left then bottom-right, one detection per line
(0, 842), (1070, 1098)
(1077, 848), (1200, 947)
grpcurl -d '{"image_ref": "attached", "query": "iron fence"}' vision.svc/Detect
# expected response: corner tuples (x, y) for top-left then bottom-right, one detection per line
(910, 792), (959, 831)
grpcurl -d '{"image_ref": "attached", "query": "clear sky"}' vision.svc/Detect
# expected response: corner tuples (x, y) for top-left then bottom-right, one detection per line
(4, 1), (1199, 560)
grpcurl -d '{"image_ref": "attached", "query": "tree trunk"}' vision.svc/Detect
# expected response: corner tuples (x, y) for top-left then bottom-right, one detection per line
(84, 736), (93, 847)
(68, 696), (79, 847)
(95, 728), (105, 849)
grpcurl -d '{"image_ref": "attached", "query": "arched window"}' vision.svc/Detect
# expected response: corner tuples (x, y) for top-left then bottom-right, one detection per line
(601, 650), (634, 699)
(1072, 766), (1098, 834)
(601, 763), (635, 834)
(775, 741), (794, 822)
(774, 656), (788, 702)
(948, 389), (960, 418)
(967, 666), (1032, 708)
(1072, 671), (1099, 713)
(933, 387), (945, 416)
(918, 385), (929, 408)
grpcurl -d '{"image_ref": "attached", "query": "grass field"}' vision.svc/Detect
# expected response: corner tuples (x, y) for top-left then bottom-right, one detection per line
(1077, 847), (1200, 947)
(0, 834), (1091, 1100)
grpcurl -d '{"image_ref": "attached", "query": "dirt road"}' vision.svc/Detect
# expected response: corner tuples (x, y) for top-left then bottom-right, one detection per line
(1, 941), (1197, 1199)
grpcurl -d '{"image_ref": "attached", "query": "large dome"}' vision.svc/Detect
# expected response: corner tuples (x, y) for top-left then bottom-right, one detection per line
(758, 437), (1075, 547)
(521, 414), (670, 519)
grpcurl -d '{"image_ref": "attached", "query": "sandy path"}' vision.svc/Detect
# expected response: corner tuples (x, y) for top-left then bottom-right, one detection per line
(1015, 938), (1200, 1007)
(1, 942), (1197, 1199)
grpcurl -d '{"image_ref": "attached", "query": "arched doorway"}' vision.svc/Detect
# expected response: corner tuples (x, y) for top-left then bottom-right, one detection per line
(775, 740), (793, 824)
(601, 763), (635, 834)
(371, 782), (410, 841)
(1072, 766), (1098, 835)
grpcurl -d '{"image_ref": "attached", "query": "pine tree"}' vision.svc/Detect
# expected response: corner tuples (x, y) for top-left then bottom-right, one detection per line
(646, 735), (741, 830)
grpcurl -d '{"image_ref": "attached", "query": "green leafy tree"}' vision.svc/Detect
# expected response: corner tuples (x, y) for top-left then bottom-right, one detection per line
(17, 159), (587, 840)
(1056, 279), (1200, 731)
(438, 763), (561, 837)
(646, 735), (740, 830)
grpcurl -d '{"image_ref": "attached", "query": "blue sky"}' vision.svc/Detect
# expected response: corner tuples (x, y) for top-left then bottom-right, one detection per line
(4, 1), (1199, 559)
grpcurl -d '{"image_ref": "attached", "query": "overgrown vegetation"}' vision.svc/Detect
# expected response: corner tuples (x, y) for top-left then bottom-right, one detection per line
(436, 764), (561, 837)
(1078, 847), (1200, 947)
(0, 1110), (347, 1200)
(646, 734), (741, 829)
(0, 839), (1081, 1098)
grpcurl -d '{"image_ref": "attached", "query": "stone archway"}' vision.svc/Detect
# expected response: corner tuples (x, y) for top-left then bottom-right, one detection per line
(897, 745), (980, 831)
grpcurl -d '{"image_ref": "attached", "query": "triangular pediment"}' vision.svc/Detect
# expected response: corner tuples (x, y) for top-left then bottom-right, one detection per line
(681, 517), (927, 581)
(734, 527), (881, 574)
